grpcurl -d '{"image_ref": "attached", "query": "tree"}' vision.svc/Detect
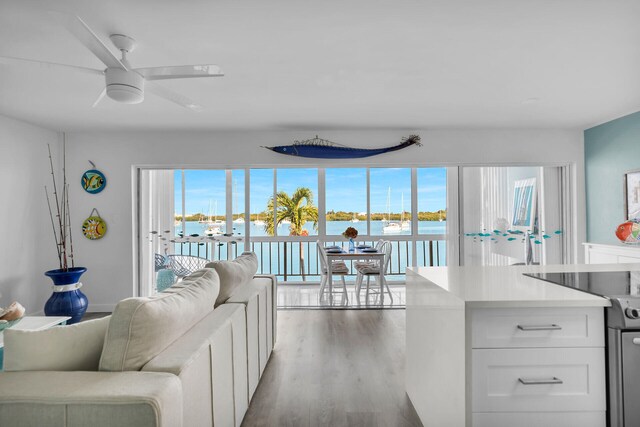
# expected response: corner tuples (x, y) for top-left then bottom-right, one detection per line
(264, 188), (318, 280)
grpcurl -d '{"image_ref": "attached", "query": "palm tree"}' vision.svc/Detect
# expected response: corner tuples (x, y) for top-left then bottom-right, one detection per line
(264, 188), (318, 280)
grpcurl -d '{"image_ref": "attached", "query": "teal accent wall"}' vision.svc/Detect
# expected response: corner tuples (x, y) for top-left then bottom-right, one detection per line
(585, 111), (640, 243)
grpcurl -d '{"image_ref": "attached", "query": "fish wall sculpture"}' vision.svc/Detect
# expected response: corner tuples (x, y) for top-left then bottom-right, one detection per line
(264, 135), (421, 159)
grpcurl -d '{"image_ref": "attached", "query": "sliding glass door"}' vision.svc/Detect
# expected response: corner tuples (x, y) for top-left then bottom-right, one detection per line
(138, 166), (449, 295)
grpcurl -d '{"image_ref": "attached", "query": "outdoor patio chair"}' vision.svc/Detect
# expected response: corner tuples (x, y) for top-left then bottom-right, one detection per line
(354, 240), (393, 304)
(155, 253), (167, 272)
(166, 254), (209, 278)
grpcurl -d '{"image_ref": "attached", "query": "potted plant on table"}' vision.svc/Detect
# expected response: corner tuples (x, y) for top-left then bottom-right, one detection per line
(44, 140), (88, 324)
(343, 226), (358, 252)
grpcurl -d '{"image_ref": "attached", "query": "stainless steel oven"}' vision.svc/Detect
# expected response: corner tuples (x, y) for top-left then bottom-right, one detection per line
(608, 330), (640, 427)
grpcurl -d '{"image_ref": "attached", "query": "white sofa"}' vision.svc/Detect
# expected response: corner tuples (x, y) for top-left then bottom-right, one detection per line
(0, 252), (276, 427)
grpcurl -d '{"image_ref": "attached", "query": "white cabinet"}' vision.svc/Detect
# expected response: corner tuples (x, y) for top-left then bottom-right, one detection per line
(471, 307), (606, 425)
(406, 267), (610, 427)
(471, 307), (603, 348)
(584, 242), (640, 264)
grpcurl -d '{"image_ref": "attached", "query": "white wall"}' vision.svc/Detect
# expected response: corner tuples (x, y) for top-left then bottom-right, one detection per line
(64, 128), (585, 310)
(0, 115), (60, 315)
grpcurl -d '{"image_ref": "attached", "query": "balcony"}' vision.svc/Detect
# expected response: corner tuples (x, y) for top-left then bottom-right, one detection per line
(166, 234), (446, 308)
(173, 235), (445, 280)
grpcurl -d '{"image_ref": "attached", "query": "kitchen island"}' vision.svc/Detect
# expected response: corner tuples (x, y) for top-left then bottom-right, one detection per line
(405, 263), (635, 427)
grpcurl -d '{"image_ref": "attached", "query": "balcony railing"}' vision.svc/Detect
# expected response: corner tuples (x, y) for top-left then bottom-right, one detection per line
(173, 235), (446, 282)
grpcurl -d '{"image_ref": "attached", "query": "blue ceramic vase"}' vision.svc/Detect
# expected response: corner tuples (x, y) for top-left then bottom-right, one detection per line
(44, 267), (88, 324)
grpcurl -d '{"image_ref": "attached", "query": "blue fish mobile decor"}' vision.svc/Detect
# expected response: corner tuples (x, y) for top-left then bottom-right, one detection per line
(264, 135), (421, 159)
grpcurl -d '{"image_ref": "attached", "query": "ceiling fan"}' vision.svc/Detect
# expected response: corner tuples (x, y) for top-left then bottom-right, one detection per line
(0, 14), (223, 111)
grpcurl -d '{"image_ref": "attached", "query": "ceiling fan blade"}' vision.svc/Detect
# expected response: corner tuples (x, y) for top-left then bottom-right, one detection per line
(59, 14), (127, 71)
(146, 81), (204, 112)
(0, 56), (104, 76)
(92, 88), (107, 108)
(134, 65), (224, 81)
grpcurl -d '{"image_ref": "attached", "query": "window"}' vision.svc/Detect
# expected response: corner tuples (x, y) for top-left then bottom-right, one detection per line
(276, 168), (318, 236)
(184, 169), (226, 237)
(325, 168), (367, 236)
(140, 166), (452, 294)
(250, 168), (273, 237)
(417, 168), (447, 235)
(370, 168), (412, 235)
(231, 170), (246, 236)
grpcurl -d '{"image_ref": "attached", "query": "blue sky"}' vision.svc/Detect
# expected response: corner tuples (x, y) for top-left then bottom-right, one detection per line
(175, 168), (446, 215)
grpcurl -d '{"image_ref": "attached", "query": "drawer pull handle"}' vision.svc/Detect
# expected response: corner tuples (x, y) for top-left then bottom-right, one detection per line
(633, 338), (640, 346)
(517, 324), (562, 331)
(518, 377), (563, 385)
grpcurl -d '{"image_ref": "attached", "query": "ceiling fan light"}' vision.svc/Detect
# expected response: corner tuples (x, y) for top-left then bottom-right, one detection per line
(107, 84), (144, 104)
(105, 67), (144, 104)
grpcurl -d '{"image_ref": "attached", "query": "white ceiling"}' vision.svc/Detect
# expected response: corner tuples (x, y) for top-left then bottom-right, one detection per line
(0, 0), (639, 132)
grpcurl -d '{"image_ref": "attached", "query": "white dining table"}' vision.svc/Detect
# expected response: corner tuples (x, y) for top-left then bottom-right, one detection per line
(325, 247), (386, 301)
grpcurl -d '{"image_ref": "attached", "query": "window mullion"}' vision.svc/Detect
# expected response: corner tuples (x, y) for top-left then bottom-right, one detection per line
(245, 169), (250, 243)
(273, 169), (278, 237)
(366, 168), (371, 236)
(226, 170), (232, 259)
(411, 167), (418, 266)
(318, 168), (326, 238)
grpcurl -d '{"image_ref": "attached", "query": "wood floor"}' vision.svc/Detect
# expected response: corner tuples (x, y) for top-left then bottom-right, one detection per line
(241, 310), (423, 427)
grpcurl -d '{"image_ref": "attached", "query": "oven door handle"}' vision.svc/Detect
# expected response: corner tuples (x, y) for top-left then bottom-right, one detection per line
(517, 324), (562, 331)
(518, 377), (563, 385)
(633, 338), (640, 346)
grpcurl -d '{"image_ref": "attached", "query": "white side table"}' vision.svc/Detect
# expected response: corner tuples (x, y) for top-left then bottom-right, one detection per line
(0, 316), (71, 370)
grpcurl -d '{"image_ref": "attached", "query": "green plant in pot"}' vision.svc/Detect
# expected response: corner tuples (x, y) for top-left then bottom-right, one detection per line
(44, 139), (88, 324)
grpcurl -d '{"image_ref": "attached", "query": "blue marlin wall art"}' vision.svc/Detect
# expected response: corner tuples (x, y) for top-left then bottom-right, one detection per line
(263, 135), (421, 159)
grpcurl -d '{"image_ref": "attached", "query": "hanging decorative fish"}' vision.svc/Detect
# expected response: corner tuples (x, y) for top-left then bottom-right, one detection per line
(263, 135), (421, 159)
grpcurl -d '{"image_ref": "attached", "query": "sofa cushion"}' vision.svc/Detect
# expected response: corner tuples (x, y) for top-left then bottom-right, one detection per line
(3, 316), (111, 372)
(99, 268), (220, 372)
(205, 252), (258, 307)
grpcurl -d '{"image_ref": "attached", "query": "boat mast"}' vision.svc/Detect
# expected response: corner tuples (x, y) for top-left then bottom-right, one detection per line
(386, 187), (391, 223)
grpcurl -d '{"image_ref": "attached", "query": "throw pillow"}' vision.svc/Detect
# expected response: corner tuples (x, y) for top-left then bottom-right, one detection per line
(3, 316), (111, 371)
(206, 252), (258, 307)
(99, 268), (219, 372)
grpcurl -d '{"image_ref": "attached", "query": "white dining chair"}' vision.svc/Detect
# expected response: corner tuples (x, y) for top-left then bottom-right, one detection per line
(354, 240), (393, 304)
(317, 241), (349, 302)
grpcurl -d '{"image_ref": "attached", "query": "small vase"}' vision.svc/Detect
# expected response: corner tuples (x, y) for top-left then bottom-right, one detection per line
(44, 267), (88, 324)
(349, 238), (355, 252)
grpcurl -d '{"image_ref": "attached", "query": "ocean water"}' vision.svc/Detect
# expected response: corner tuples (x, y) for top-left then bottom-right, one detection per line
(177, 219), (446, 237)
(171, 220), (447, 281)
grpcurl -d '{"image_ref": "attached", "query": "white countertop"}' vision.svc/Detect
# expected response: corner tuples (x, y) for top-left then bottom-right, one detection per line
(406, 263), (640, 308)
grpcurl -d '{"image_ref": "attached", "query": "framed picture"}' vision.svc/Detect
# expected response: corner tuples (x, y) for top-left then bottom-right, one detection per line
(511, 178), (537, 232)
(624, 170), (640, 220)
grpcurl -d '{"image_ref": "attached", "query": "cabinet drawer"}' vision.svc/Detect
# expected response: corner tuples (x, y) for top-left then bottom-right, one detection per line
(473, 411), (606, 427)
(471, 307), (604, 348)
(472, 347), (605, 413)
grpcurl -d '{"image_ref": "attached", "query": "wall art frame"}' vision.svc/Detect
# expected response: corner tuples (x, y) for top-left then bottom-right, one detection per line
(624, 169), (640, 220)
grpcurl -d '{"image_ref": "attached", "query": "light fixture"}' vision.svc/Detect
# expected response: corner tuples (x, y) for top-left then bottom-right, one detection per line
(105, 67), (144, 104)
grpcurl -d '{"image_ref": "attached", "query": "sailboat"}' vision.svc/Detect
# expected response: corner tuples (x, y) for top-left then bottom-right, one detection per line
(350, 214), (360, 223)
(204, 200), (223, 236)
(382, 187), (402, 234)
(400, 193), (410, 230)
(232, 179), (245, 224)
(253, 210), (265, 226)
(439, 211), (444, 222)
